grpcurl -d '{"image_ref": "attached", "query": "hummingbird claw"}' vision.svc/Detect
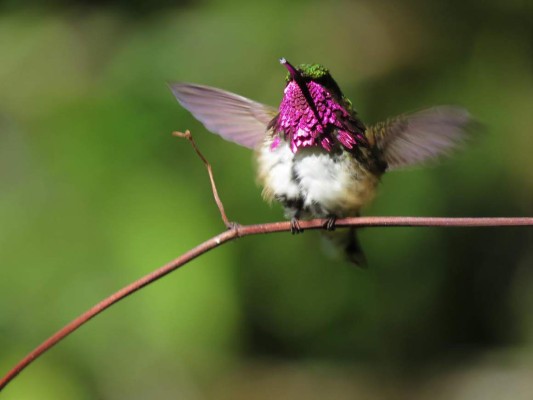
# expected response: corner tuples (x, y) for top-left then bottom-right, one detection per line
(290, 217), (304, 234)
(323, 216), (337, 231)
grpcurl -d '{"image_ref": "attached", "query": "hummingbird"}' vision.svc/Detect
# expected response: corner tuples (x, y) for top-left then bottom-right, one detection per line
(170, 58), (473, 266)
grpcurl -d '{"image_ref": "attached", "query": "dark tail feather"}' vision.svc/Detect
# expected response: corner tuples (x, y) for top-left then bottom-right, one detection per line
(322, 228), (367, 267)
(344, 228), (367, 267)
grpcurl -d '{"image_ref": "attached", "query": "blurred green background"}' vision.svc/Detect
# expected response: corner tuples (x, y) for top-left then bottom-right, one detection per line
(1, 0), (532, 398)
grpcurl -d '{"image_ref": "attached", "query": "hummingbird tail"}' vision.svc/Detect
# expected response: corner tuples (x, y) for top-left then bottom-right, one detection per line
(321, 228), (367, 267)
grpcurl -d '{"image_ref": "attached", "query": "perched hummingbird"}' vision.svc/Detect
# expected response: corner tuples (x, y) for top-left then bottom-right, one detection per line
(170, 58), (473, 266)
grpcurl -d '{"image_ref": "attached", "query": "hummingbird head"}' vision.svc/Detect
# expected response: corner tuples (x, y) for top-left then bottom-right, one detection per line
(273, 58), (366, 153)
(280, 58), (341, 95)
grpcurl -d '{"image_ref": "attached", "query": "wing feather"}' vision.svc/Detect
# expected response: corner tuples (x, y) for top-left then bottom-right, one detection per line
(368, 106), (477, 170)
(170, 83), (277, 149)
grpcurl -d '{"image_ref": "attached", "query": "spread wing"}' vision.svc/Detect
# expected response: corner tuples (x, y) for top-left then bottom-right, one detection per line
(368, 106), (477, 170)
(170, 83), (278, 149)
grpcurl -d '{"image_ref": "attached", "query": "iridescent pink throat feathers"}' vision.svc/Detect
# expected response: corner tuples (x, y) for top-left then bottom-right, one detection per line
(272, 81), (367, 153)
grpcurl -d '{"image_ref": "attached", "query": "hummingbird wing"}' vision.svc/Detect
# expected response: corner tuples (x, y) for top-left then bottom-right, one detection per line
(170, 83), (278, 149)
(368, 106), (476, 170)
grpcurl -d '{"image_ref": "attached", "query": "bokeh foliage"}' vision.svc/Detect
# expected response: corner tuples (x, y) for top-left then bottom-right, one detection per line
(1, 0), (532, 398)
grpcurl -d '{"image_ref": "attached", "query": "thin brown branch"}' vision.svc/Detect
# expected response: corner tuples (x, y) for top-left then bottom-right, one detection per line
(2, 129), (532, 392)
(1, 216), (532, 392)
(173, 130), (232, 228)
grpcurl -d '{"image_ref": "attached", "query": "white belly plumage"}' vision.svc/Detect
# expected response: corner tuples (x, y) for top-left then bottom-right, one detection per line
(257, 139), (379, 219)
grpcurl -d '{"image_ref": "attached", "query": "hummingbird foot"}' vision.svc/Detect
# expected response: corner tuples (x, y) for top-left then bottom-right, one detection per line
(323, 216), (337, 231)
(290, 217), (304, 234)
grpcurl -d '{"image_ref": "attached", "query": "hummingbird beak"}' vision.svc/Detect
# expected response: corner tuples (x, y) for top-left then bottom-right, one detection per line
(279, 58), (324, 130)
(279, 58), (300, 81)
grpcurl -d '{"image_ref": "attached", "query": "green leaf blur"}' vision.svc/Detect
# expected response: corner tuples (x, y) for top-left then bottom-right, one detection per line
(1, 1), (532, 398)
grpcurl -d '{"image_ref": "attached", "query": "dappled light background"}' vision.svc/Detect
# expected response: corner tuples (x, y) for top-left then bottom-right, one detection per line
(1, 0), (533, 398)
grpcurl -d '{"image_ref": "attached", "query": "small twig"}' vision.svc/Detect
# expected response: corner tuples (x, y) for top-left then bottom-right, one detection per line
(173, 130), (232, 228)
